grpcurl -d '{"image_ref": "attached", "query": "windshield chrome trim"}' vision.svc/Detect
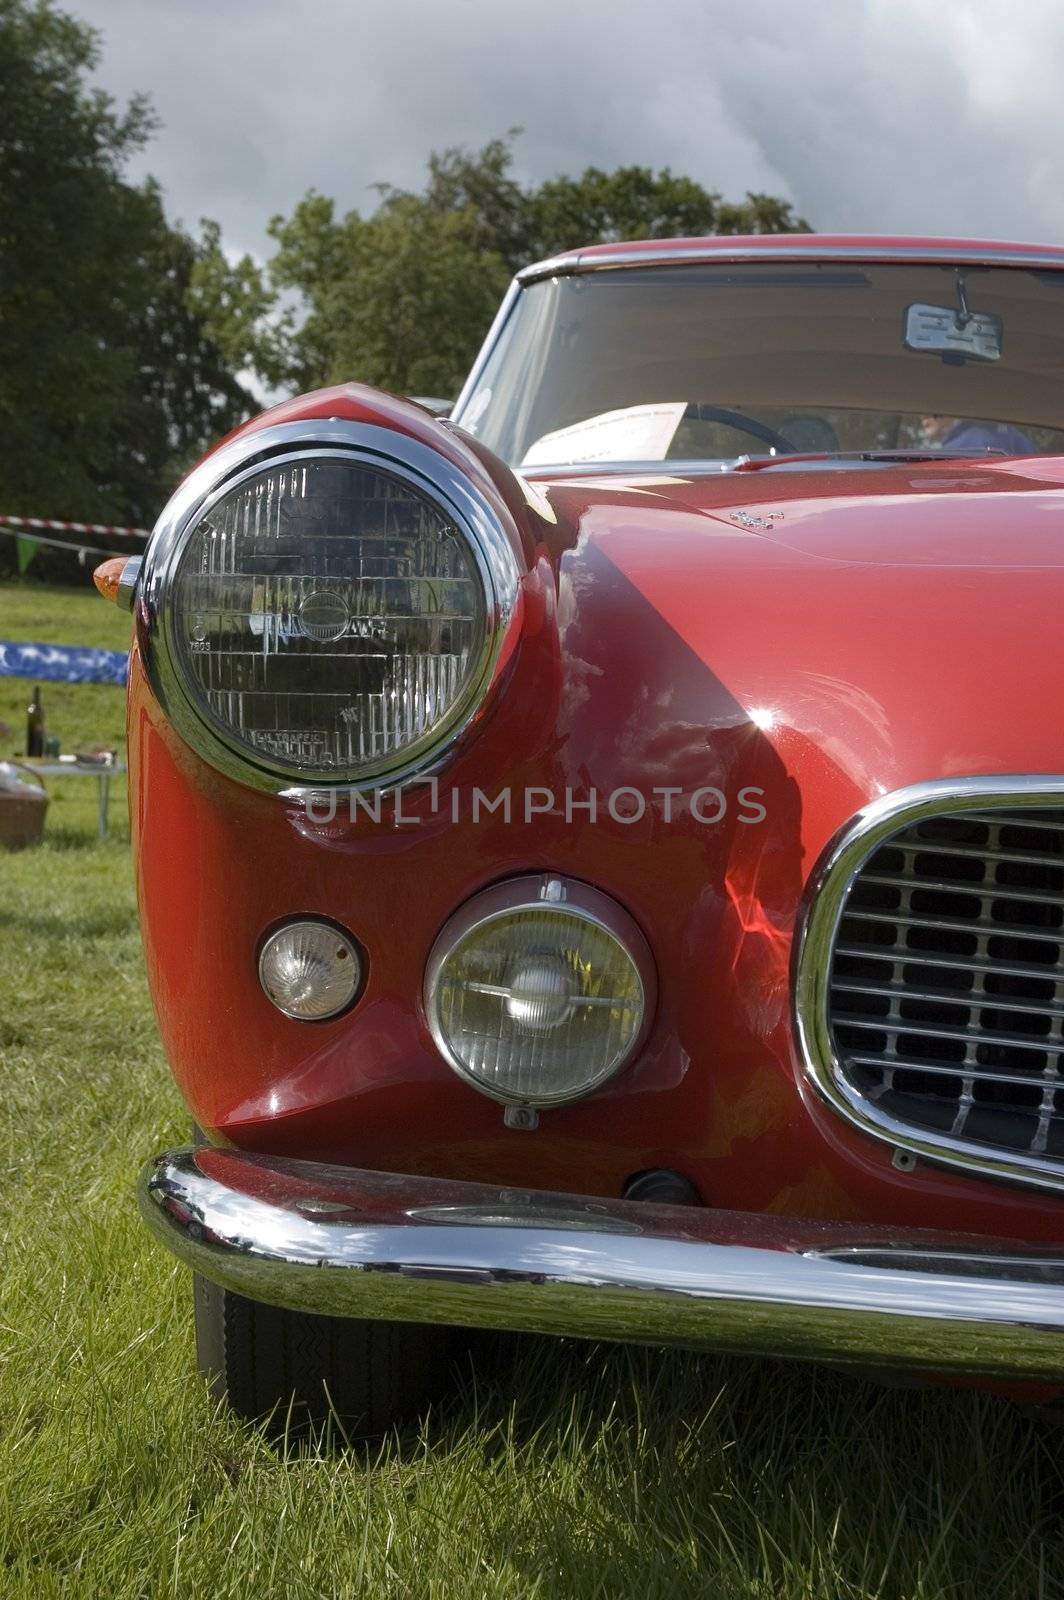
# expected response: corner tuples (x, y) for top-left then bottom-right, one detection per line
(516, 460), (731, 480)
(515, 241), (1064, 286)
(451, 278), (523, 425)
(794, 775), (1064, 1196)
(510, 453), (1013, 482)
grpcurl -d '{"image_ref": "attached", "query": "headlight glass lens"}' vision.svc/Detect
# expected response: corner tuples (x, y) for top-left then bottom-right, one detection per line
(169, 456), (486, 780)
(259, 919), (361, 1020)
(428, 888), (650, 1107)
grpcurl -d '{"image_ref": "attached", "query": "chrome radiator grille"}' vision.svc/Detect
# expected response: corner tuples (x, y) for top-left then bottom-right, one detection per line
(827, 807), (1064, 1163)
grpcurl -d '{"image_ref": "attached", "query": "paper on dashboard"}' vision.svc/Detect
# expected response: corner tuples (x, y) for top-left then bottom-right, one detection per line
(522, 402), (687, 466)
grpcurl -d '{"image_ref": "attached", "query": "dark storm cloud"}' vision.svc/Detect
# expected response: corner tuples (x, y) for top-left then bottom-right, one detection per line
(74, 0), (1064, 259)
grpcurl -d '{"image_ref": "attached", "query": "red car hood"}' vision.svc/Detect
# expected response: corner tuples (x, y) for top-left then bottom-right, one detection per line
(535, 455), (1064, 822)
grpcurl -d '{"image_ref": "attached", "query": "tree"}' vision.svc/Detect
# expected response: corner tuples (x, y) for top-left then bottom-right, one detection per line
(189, 218), (291, 391)
(224, 134), (811, 401)
(526, 166), (809, 262)
(261, 192), (510, 398)
(0, 0), (251, 568)
(104, 201), (256, 526)
(418, 133), (536, 272)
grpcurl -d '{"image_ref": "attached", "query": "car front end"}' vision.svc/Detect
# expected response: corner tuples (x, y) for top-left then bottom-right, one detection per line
(105, 235), (1064, 1429)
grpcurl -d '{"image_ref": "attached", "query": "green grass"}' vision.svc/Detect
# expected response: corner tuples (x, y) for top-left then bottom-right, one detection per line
(2, 581), (1064, 1597)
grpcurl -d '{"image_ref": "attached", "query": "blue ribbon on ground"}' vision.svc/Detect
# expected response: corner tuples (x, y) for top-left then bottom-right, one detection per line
(0, 640), (129, 685)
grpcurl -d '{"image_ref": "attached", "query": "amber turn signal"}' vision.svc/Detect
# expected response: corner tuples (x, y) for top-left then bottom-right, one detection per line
(93, 559), (125, 602)
(93, 556), (142, 611)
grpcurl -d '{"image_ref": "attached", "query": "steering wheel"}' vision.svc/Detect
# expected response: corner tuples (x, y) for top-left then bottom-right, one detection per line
(684, 404), (799, 456)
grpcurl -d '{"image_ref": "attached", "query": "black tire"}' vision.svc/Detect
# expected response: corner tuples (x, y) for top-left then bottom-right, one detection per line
(193, 1274), (449, 1440)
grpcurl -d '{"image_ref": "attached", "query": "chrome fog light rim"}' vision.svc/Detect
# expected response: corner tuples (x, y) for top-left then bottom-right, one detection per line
(138, 418), (521, 795)
(424, 874), (657, 1108)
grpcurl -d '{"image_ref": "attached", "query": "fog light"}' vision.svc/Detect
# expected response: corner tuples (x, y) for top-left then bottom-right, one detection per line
(425, 876), (655, 1107)
(258, 920), (361, 1020)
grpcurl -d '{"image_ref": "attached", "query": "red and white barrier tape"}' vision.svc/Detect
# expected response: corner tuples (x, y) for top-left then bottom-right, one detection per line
(0, 525), (127, 559)
(0, 513), (150, 539)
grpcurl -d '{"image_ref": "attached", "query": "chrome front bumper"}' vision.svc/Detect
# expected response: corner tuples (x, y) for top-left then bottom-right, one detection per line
(139, 1146), (1064, 1382)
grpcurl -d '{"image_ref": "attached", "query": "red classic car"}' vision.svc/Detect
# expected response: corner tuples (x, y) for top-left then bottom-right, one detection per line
(98, 234), (1064, 1434)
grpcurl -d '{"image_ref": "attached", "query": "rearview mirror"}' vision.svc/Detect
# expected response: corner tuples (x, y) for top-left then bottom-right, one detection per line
(904, 302), (1002, 363)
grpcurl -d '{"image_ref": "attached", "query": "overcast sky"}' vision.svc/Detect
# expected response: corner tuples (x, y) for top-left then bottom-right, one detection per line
(74, 0), (1064, 262)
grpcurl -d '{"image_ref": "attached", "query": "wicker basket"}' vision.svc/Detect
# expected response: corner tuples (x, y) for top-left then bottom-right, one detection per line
(0, 785), (48, 849)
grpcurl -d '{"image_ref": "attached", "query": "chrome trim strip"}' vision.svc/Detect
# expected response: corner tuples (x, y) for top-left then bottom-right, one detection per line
(451, 278), (523, 422)
(794, 775), (1064, 1194)
(117, 556), (142, 613)
(138, 419), (522, 797)
(514, 241), (1064, 286)
(423, 873), (657, 1108)
(139, 1147), (1064, 1381)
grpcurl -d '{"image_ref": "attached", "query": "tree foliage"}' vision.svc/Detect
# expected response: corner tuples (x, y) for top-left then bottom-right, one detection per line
(260, 192), (510, 398)
(0, 0), (251, 561)
(203, 134), (811, 402)
(0, 0), (811, 577)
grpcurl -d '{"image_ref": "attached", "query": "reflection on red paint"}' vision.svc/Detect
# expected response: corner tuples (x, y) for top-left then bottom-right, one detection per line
(724, 861), (790, 976)
(723, 849), (793, 1043)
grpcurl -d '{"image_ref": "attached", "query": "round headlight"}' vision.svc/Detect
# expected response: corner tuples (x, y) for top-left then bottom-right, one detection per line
(142, 421), (520, 790)
(425, 876), (656, 1108)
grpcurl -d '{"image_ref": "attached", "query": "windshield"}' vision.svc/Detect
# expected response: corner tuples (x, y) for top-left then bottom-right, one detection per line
(455, 261), (1064, 468)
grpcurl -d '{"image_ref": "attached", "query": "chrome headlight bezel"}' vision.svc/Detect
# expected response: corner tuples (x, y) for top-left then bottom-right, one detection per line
(138, 417), (522, 795)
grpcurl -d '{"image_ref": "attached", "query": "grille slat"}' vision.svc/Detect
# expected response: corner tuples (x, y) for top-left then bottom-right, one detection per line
(833, 979), (1064, 1022)
(967, 811), (1064, 832)
(835, 944), (1063, 984)
(838, 1015), (1064, 1057)
(841, 907), (1064, 945)
(895, 841), (1064, 871)
(848, 1054), (1064, 1093)
(828, 805), (1064, 1163)
(861, 873), (1064, 911)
